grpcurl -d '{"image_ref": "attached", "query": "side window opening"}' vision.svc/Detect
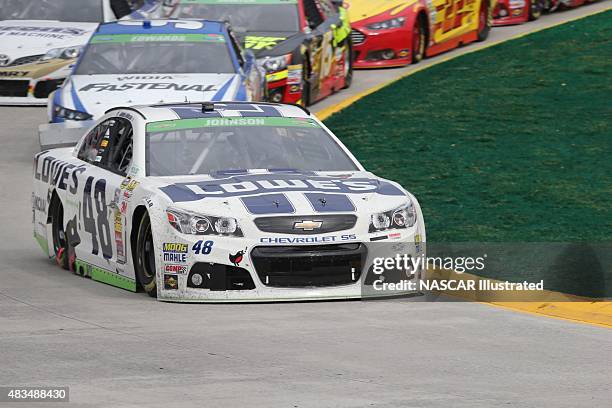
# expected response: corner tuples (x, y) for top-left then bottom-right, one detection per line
(304, 0), (324, 28)
(77, 117), (133, 176)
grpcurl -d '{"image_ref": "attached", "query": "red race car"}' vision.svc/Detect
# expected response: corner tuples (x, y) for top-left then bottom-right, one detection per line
(494, 0), (594, 26)
(493, 0), (545, 26)
(347, 0), (493, 69)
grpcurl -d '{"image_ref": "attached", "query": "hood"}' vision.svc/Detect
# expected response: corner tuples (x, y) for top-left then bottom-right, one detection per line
(0, 20), (98, 62)
(61, 73), (242, 118)
(236, 31), (303, 58)
(152, 171), (409, 218)
(346, 0), (418, 23)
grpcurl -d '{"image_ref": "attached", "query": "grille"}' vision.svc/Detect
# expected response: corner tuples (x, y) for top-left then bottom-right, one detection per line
(350, 29), (366, 45)
(251, 243), (366, 287)
(8, 54), (44, 67)
(0, 80), (29, 97)
(254, 215), (357, 235)
(34, 79), (64, 99)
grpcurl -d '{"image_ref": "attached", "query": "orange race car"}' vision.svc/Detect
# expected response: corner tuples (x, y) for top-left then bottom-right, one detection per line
(347, 0), (494, 68)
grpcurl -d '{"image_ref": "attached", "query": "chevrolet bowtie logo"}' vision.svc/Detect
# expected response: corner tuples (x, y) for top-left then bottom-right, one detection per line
(293, 220), (323, 231)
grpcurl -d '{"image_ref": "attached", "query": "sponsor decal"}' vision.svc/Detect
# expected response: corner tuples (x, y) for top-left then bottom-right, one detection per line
(0, 26), (88, 39)
(287, 65), (302, 84)
(114, 203), (126, 264)
(163, 242), (188, 263)
(90, 33), (225, 44)
(244, 36), (286, 50)
(34, 154), (86, 195)
(164, 274), (179, 290)
(260, 234), (356, 244)
(146, 116), (318, 133)
(165, 264), (188, 274)
(161, 175), (404, 202)
(32, 195), (47, 212)
(388, 232), (401, 240)
(0, 71), (29, 77)
(229, 248), (247, 266)
(79, 83), (218, 92)
(415, 233), (422, 253)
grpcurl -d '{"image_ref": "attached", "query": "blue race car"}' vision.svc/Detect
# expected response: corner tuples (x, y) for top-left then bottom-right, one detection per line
(48, 19), (266, 122)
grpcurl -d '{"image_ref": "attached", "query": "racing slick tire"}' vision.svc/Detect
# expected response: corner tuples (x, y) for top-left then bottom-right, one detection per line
(50, 197), (69, 271)
(477, 0), (491, 42)
(135, 212), (157, 297)
(300, 57), (312, 107)
(529, 0), (545, 20)
(342, 41), (353, 89)
(412, 15), (427, 64)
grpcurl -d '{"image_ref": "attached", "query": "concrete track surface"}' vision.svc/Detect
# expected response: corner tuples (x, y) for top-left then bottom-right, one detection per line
(1, 3), (611, 407)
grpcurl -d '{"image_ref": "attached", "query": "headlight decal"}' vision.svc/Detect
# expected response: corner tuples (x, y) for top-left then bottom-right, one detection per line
(166, 207), (243, 237)
(369, 200), (417, 233)
(366, 17), (406, 31)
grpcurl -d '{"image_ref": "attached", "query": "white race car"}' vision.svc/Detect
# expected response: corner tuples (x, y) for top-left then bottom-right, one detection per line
(47, 20), (265, 123)
(32, 102), (426, 302)
(0, 0), (145, 105)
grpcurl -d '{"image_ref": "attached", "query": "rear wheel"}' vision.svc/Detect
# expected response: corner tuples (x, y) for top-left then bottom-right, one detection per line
(477, 0), (491, 42)
(529, 0), (544, 20)
(411, 16), (427, 64)
(135, 212), (157, 297)
(50, 199), (69, 270)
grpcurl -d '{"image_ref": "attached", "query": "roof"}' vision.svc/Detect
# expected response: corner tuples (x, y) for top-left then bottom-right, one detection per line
(95, 20), (225, 35)
(113, 102), (311, 122)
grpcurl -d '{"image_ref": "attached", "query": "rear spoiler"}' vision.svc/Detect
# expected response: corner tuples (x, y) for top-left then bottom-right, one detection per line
(38, 121), (95, 150)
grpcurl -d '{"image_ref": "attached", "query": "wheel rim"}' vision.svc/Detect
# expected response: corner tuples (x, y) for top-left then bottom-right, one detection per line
(412, 23), (424, 61)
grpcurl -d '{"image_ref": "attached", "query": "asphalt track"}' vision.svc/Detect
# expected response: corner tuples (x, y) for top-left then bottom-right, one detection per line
(0, 4), (611, 407)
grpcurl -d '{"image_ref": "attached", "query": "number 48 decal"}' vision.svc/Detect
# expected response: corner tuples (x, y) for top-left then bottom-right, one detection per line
(192, 240), (214, 255)
(83, 177), (113, 259)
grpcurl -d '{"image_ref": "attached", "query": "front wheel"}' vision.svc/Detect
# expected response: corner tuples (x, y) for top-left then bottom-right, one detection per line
(477, 0), (491, 42)
(411, 16), (427, 64)
(135, 212), (157, 297)
(300, 57), (311, 107)
(529, 0), (544, 20)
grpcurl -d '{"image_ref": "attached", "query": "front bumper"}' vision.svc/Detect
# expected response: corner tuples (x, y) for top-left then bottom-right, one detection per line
(351, 27), (412, 69)
(156, 228), (425, 302)
(0, 58), (71, 105)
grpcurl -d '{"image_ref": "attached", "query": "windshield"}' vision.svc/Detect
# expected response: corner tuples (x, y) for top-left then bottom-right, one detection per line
(170, 0), (299, 33)
(0, 0), (103, 22)
(145, 117), (359, 176)
(75, 33), (235, 75)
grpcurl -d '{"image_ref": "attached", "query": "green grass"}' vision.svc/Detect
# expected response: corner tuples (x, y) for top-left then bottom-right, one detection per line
(325, 10), (612, 243)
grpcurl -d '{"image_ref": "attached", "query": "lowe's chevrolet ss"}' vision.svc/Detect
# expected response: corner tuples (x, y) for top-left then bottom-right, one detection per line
(32, 102), (426, 302)
(0, 0), (141, 105)
(139, 0), (352, 106)
(48, 20), (265, 123)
